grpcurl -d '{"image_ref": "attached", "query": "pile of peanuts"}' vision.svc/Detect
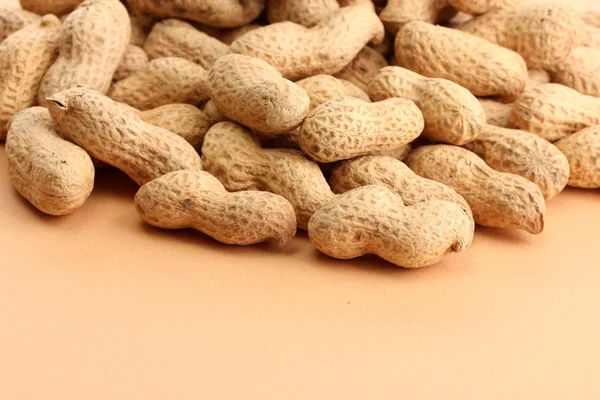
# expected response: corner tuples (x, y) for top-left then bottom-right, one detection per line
(1, 0), (599, 268)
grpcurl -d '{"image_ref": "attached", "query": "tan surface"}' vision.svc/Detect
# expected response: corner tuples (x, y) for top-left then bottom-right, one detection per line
(1, 0), (600, 398)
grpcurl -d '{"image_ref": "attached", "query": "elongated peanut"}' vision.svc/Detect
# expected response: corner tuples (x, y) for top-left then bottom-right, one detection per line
(549, 47), (600, 98)
(457, 4), (584, 69)
(267, 0), (339, 27)
(406, 145), (546, 234)
(230, 6), (384, 81)
(38, 0), (130, 107)
(47, 88), (202, 186)
(6, 107), (94, 215)
(299, 97), (424, 163)
(478, 99), (512, 128)
(218, 24), (263, 45)
(127, 0), (265, 28)
(447, 0), (522, 15)
(334, 47), (387, 93)
(144, 19), (231, 70)
(330, 155), (471, 214)
(296, 74), (370, 112)
(308, 185), (474, 269)
(509, 83), (600, 142)
(20, 0), (83, 15)
(108, 57), (209, 110)
(135, 170), (297, 246)
(202, 122), (335, 230)
(395, 21), (527, 101)
(207, 54), (309, 134)
(379, 0), (455, 34)
(113, 45), (149, 81)
(0, 6), (40, 42)
(369, 66), (485, 145)
(463, 125), (570, 200)
(554, 126), (600, 188)
(0, 16), (61, 139)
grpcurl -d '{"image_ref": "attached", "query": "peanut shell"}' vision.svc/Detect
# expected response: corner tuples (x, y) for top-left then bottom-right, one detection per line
(554, 125), (600, 188)
(549, 47), (600, 98)
(296, 74), (370, 112)
(113, 44), (149, 81)
(0, 6), (40, 42)
(267, 0), (339, 27)
(334, 46), (388, 93)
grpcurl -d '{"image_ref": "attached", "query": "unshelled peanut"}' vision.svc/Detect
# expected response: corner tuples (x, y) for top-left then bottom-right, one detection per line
(379, 0), (456, 34)
(267, 0), (339, 27)
(113, 44), (149, 81)
(478, 99), (512, 128)
(527, 69), (550, 89)
(554, 125), (600, 188)
(296, 74), (370, 112)
(549, 47), (600, 98)
(0, 6), (40, 42)
(334, 47), (388, 92)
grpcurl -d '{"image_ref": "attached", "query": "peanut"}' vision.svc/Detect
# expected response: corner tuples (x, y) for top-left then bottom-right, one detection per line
(134, 170), (297, 246)
(509, 83), (600, 142)
(368, 66), (486, 145)
(230, 6), (385, 81)
(127, 0), (265, 28)
(527, 68), (550, 89)
(330, 155), (471, 214)
(144, 19), (231, 70)
(6, 107), (94, 216)
(0, 6), (40, 42)
(554, 125), (600, 188)
(334, 46), (388, 93)
(47, 88), (202, 186)
(0, 15), (61, 140)
(548, 47), (600, 98)
(202, 99), (227, 123)
(447, 0), (522, 15)
(295, 74), (370, 112)
(463, 125), (570, 200)
(406, 145), (546, 234)
(478, 98), (512, 128)
(299, 97), (424, 163)
(308, 185), (474, 269)
(113, 44), (149, 81)
(379, 0), (455, 34)
(38, 0), (130, 107)
(108, 57), (209, 110)
(267, 0), (339, 27)
(457, 4), (584, 69)
(207, 54), (310, 134)
(201, 121), (335, 230)
(395, 21), (527, 101)
(19, 0), (83, 16)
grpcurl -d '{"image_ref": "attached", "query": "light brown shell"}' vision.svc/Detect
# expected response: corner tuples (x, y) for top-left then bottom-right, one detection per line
(218, 24), (263, 45)
(379, 0), (455, 34)
(298, 97), (424, 163)
(295, 74), (370, 112)
(457, 4), (585, 69)
(20, 0), (82, 15)
(463, 125), (570, 200)
(126, 0), (265, 28)
(207, 54), (310, 134)
(267, 0), (339, 27)
(406, 144), (546, 234)
(527, 68), (550, 89)
(144, 19), (231, 70)
(584, 24), (600, 49)
(330, 155), (471, 215)
(549, 47), (600, 98)
(0, 6), (40, 42)
(230, 6), (385, 81)
(6, 107), (94, 216)
(447, 0), (522, 15)
(395, 21), (527, 101)
(0, 16), (61, 139)
(38, 0), (130, 107)
(582, 11), (600, 28)
(134, 170), (297, 246)
(334, 46), (388, 93)
(47, 88), (202, 186)
(369, 66), (486, 145)
(308, 185), (474, 269)
(478, 98), (512, 128)
(509, 83), (600, 142)
(108, 57), (209, 110)
(554, 125), (600, 188)
(201, 121), (335, 230)
(113, 44), (149, 81)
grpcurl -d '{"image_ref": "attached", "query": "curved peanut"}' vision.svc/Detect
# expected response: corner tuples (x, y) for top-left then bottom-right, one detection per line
(369, 66), (486, 145)
(135, 170), (297, 246)
(549, 47), (600, 98)
(6, 107), (94, 216)
(108, 57), (209, 110)
(144, 19), (231, 70)
(127, 0), (265, 28)
(201, 122), (335, 230)
(0, 15), (61, 140)
(509, 83), (600, 142)
(47, 88), (202, 186)
(406, 145), (546, 234)
(463, 125), (570, 200)
(330, 155), (471, 215)
(38, 0), (130, 107)
(479, 99), (512, 128)
(334, 47), (387, 93)
(457, 4), (585, 69)
(308, 185), (474, 269)
(379, 0), (456, 34)
(0, 6), (40, 42)
(395, 21), (527, 101)
(19, 0), (82, 15)
(299, 97), (423, 163)
(207, 54), (309, 134)
(230, 6), (384, 81)
(267, 0), (339, 27)
(554, 126), (600, 189)
(447, 0), (522, 15)
(113, 45), (149, 81)
(296, 74), (370, 112)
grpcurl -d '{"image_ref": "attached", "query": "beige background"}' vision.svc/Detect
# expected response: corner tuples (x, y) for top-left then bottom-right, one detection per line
(1, 0), (600, 399)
